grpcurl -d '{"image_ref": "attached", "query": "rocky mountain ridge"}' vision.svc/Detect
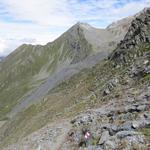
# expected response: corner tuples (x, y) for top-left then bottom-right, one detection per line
(0, 10), (134, 119)
(0, 7), (150, 150)
(110, 7), (150, 64)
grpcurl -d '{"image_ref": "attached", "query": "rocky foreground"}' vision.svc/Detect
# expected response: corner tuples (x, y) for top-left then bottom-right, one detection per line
(3, 81), (150, 150)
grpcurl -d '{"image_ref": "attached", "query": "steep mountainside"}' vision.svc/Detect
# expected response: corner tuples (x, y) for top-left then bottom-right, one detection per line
(0, 23), (92, 119)
(0, 7), (149, 150)
(110, 7), (150, 64)
(0, 16), (132, 119)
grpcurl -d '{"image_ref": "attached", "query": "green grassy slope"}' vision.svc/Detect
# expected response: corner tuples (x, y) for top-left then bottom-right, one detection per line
(0, 24), (93, 120)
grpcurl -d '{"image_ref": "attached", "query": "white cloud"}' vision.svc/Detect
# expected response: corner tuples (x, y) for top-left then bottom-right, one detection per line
(1, 0), (150, 26)
(0, 21), (64, 56)
(0, 21), (63, 42)
(0, 37), (35, 56)
(0, 0), (149, 56)
(1, 0), (75, 26)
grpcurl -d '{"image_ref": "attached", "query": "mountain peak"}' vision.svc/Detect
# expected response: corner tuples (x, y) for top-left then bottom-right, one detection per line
(76, 21), (90, 26)
(134, 7), (150, 17)
(73, 22), (92, 30)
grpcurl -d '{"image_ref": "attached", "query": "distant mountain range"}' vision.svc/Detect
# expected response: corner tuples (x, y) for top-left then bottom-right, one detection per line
(0, 57), (5, 62)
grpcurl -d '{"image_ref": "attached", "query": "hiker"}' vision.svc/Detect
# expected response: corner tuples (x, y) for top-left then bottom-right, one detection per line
(79, 129), (91, 147)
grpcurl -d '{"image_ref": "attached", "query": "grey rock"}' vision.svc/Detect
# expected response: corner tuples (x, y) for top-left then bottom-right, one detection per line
(104, 140), (117, 150)
(132, 121), (140, 129)
(109, 125), (118, 136)
(118, 122), (133, 131)
(103, 88), (111, 96)
(102, 124), (118, 136)
(116, 131), (137, 139)
(99, 131), (110, 145)
(144, 112), (150, 119)
(125, 105), (137, 113)
(125, 134), (147, 145)
(137, 105), (149, 111)
(111, 125), (118, 132)
(132, 119), (150, 129)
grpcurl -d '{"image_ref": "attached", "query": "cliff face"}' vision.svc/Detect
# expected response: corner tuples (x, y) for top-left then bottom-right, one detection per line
(110, 7), (150, 65)
(121, 8), (150, 47)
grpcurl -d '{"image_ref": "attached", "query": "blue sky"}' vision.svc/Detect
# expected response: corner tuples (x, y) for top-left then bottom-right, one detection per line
(0, 0), (149, 56)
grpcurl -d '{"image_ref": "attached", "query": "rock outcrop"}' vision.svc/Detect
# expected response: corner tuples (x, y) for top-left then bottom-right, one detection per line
(110, 7), (150, 65)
